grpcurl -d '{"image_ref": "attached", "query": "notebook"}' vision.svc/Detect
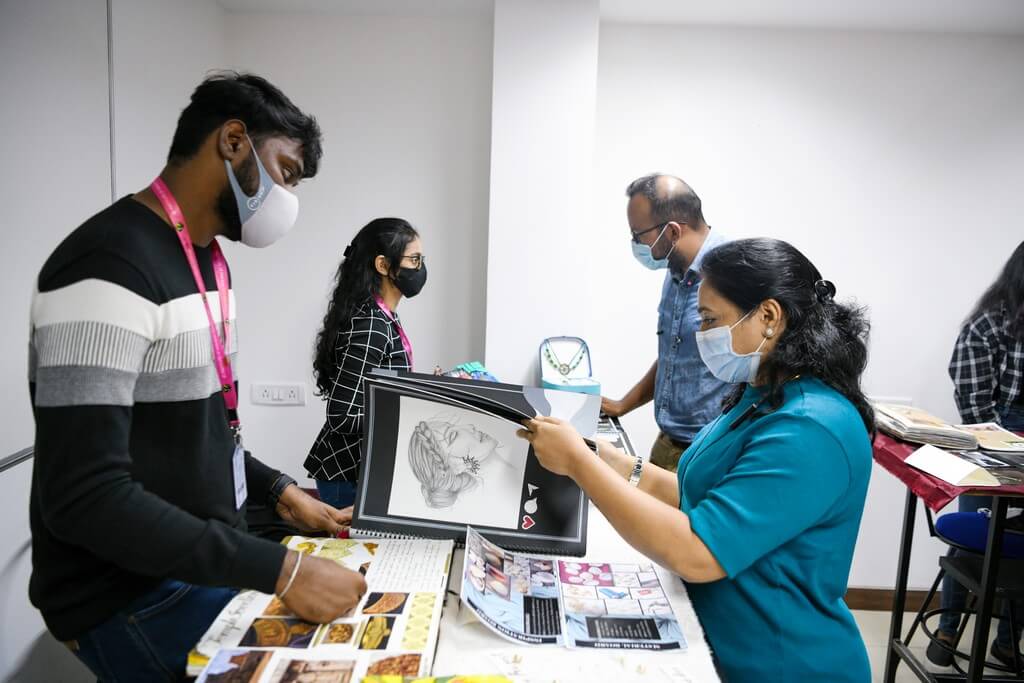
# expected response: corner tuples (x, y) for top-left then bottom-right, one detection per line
(349, 372), (600, 555)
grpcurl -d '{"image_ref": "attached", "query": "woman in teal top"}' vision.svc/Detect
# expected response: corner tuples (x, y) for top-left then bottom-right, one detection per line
(520, 238), (873, 682)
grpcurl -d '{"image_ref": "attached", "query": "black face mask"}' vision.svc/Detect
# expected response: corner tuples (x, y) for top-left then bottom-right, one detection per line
(393, 264), (427, 298)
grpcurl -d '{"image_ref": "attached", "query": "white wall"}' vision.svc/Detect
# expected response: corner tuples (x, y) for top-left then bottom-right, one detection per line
(220, 10), (493, 479)
(484, 0), (600, 385)
(111, 0), (226, 196)
(0, 0), (112, 458)
(592, 23), (1024, 588)
(0, 1), (112, 679)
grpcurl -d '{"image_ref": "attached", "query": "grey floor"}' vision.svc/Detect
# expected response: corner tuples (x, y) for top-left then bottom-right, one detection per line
(853, 609), (1019, 682)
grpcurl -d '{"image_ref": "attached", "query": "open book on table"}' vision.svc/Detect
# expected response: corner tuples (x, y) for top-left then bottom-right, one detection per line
(459, 527), (686, 651)
(349, 371), (600, 556)
(189, 536), (453, 681)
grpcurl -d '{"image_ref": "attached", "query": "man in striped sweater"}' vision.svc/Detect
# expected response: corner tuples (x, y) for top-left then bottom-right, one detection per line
(28, 73), (366, 681)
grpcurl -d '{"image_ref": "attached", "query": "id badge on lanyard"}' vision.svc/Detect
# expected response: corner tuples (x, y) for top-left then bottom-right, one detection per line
(151, 177), (247, 509)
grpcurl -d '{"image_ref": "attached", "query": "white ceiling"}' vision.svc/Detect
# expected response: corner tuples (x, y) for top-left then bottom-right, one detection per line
(217, 0), (1024, 35)
(600, 0), (1024, 35)
(216, 0), (492, 17)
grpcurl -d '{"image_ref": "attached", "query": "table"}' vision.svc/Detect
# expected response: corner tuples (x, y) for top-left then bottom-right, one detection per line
(875, 433), (1024, 683)
(431, 504), (720, 682)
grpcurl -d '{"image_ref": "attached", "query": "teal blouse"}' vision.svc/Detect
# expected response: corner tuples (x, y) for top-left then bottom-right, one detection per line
(678, 377), (872, 682)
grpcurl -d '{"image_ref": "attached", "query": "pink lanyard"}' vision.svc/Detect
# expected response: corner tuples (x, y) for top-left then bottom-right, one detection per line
(151, 177), (240, 435)
(373, 293), (414, 370)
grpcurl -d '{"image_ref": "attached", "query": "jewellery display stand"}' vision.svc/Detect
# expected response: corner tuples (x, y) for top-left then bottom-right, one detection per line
(539, 336), (600, 396)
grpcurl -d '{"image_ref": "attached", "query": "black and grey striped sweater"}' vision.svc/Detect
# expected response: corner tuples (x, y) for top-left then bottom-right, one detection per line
(28, 196), (286, 640)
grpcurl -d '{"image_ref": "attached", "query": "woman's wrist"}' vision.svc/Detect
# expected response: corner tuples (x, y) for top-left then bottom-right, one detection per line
(595, 440), (633, 480)
(567, 439), (600, 481)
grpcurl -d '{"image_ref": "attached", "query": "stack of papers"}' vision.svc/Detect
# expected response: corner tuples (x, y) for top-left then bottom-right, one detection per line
(874, 403), (978, 450)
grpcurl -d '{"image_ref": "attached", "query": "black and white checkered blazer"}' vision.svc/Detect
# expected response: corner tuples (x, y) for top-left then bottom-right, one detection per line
(949, 303), (1024, 424)
(305, 300), (411, 481)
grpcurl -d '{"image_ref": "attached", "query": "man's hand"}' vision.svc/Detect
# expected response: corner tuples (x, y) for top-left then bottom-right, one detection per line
(276, 550), (367, 623)
(275, 485), (352, 536)
(601, 396), (628, 417)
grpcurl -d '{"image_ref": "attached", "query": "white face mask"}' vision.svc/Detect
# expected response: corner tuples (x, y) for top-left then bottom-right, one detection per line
(694, 309), (768, 384)
(225, 136), (299, 248)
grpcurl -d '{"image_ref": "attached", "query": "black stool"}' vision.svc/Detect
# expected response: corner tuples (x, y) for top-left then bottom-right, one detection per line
(905, 507), (1024, 677)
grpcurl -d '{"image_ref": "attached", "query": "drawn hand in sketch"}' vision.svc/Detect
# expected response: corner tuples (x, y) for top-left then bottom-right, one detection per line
(408, 418), (514, 508)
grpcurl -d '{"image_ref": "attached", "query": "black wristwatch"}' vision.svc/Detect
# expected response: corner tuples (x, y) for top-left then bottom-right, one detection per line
(268, 473), (298, 507)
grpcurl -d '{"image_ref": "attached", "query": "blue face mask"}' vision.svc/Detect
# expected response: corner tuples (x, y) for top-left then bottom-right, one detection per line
(630, 223), (671, 270)
(694, 309), (768, 384)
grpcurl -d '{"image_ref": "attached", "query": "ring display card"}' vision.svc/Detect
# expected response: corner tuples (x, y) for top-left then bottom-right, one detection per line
(350, 372), (599, 555)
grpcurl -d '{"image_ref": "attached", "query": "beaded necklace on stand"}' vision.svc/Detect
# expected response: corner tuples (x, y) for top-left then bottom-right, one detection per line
(544, 341), (586, 376)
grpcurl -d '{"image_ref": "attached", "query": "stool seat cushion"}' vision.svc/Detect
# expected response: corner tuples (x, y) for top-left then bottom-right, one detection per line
(935, 512), (1024, 558)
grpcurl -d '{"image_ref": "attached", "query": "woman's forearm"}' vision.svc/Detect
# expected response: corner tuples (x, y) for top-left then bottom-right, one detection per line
(571, 446), (725, 583)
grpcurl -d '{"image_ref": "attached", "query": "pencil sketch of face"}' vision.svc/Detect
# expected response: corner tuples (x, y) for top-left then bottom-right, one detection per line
(408, 418), (505, 508)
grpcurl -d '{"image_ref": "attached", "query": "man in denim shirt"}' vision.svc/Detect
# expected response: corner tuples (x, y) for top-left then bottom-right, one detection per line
(602, 174), (734, 470)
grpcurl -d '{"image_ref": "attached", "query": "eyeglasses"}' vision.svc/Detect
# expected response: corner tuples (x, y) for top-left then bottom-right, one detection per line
(401, 254), (425, 270)
(630, 220), (685, 244)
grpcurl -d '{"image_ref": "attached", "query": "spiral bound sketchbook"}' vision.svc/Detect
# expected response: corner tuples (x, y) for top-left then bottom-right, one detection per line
(349, 371), (600, 555)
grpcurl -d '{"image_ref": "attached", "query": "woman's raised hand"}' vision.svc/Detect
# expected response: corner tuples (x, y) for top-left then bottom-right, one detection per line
(517, 415), (591, 478)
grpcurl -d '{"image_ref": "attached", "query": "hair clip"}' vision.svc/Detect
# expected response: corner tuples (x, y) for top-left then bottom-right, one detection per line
(814, 279), (837, 304)
(343, 244), (353, 258)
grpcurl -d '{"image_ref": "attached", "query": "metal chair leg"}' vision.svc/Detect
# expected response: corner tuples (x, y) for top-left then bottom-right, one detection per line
(908, 568), (945, 644)
(1007, 598), (1023, 677)
(951, 594), (978, 676)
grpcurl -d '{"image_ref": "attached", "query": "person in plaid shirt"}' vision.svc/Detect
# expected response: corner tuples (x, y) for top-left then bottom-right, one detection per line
(306, 218), (426, 509)
(949, 242), (1024, 426)
(931, 240), (1024, 668)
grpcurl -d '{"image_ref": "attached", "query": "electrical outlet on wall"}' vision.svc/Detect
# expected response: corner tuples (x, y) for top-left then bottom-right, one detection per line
(251, 383), (306, 406)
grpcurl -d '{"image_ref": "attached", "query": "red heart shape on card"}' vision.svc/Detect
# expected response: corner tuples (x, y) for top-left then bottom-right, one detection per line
(521, 515), (535, 530)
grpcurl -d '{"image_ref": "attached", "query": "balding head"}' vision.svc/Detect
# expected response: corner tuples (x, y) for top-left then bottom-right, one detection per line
(625, 174), (705, 229)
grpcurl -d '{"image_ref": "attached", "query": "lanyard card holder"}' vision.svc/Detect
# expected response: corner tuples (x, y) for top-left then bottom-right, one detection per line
(539, 336), (600, 395)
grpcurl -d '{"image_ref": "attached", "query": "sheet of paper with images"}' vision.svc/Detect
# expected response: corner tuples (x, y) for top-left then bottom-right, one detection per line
(192, 536), (453, 681)
(558, 560), (686, 651)
(460, 527), (564, 645)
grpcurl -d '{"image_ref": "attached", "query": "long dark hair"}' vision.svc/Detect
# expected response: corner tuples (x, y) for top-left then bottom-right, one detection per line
(700, 238), (874, 432)
(970, 240), (1024, 339)
(313, 218), (419, 396)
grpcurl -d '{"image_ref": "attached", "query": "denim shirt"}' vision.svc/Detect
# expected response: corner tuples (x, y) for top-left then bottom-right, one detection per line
(654, 230), (733, 442)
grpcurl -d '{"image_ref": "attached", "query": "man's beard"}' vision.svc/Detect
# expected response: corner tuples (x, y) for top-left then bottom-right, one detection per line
(667, 246), (690, 277)
(215, 152), (259, 242)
